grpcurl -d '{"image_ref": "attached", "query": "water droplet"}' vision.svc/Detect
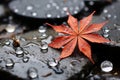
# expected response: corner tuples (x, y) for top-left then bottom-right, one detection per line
(89, 1), (94, 6)
(40, 41), (48, 49)
(5, 58), (14, 69)
(93, 75), (101, 79)
(22, 12), (26, 15)
(15, 47), (24, 58)
(103, 27), (110, 33)
(107, 14), (111, 18)
(103, 33), (109, 38)
(5, 24), (16, 33)
(52, 2), (57, 7)
(101, 60), (113, 72)
(40, 33), (47, 39)
(47, 59), (63, 74)
(5, 40), (11, 46)
(56, 6), (59, 10)
(38, 26), (46, 33)
(113, 15), (117, 19)
(84, 7), (89, 11)
(57, 15), (60, 18)
(26, 5), (33, 10)
(75, 6), (79, 10)
(8, 16), (13, 20)
(47, 14), (52, 18)
(104, 29), (110, 33)
(32, 12), (37, 16)
(74, 10), (78, 14)
(32, 35), (38, 40)
(22, 56), (29, 63)
(63, 7), (68, 11)
(40, 41), (48, 53)
(14, 9), (19, 13)
(46, 4), (50, 9)
(48, 61), (58, 67)
(28, 67), (38, 79)
(69, 7), (73, 12)
(103, 9), (108, 13)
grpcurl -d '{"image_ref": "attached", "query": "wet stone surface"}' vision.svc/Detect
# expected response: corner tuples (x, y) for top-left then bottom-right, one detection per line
(9, 0), (84, 19)
(0, 0), (120, 80)
(92, 1), (120, 46)
(86, 60), (120, 80)
(0, 29), (90, 80)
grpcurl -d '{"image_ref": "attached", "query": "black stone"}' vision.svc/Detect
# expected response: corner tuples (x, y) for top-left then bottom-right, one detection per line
(0, 32), (90, 80)
(99, 1), (120, 46)
(9, 0), (84, 19)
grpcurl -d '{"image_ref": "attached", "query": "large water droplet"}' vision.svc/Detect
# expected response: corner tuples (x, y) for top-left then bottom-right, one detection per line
(47, 59), (63, 74)
(5, 58), (14, 69)
(101, 60), (113, 72)
(103, 27), (110, 33)
(40, 41), (48, 53)
(15, 47), (24, 58)
(28, 67), (38, 79)
(38, 26), (46, 33)
(5, 24), (16, 33)
(48, 61), (58, 67)
(22, 56), (29, 63)
(47, 58), (58, 67)
(103, 33), (109, 38)
(40, 33), (47, 39)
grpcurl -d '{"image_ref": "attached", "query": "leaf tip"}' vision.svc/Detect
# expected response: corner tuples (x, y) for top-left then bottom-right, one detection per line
(45, 23), (53, 27)
(92, 11), (96, 15)
(90, 58), (95, 64)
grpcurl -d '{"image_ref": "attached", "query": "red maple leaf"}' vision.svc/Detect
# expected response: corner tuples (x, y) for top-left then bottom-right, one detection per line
(46, 11), (110, 63)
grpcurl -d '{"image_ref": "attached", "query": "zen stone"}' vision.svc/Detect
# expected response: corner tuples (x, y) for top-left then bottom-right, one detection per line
(9, 0), (84, 19)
